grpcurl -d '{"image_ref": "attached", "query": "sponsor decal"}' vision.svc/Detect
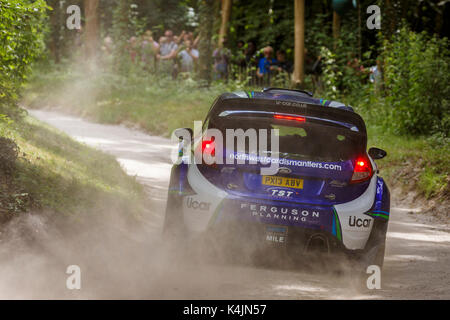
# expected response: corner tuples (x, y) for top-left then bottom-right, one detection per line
(275, 100), (307, 108)
(366, 178), (390, 220)
(265, 225), (288, 244)
(332, 207), (342, 241)
(240, 203), (320, 223)
(186, 197), (211, 211)
(348, 216), (372, 228)
(266, 234), (286, 243)
(365, 211), (389, 220)
(268, 188), (295, 198)
(228, 152), (343, 171)
(218, 201), (333, 234)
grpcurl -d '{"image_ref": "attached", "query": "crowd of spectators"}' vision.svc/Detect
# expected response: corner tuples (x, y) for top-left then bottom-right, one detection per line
(103, 29), (325, 86)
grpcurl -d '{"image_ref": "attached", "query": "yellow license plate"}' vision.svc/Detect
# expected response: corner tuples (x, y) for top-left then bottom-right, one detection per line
(262, 176), (304, 189)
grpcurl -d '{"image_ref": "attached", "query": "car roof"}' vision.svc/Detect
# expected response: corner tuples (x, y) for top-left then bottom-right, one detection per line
(208, 88), (366, 137)
(219, 88), (355, 112)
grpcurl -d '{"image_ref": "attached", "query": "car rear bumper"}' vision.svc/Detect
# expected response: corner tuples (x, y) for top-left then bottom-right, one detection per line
(177, 162), (386, 252)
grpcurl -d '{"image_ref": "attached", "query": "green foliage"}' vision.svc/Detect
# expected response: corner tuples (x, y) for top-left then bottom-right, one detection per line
(0, 0), (48, 110)
(303, 10), (370, 99)
(319, 46), (340, 100)
(229, 0), (294, 50)
(305, 13), (332, 59)
(383, 26), (450, 136)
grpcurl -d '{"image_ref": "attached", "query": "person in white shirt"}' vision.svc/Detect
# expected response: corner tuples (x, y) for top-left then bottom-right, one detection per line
(178, 39), (199, 73)
(157, 30), (179, 76)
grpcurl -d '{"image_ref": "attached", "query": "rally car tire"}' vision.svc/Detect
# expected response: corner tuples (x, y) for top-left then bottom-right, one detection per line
(347, 218), (388, 285)
(162, 193), (186, 252)
(363, 219), (388, 269)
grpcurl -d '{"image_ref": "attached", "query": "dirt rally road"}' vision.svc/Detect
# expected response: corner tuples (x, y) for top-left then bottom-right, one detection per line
(1, 109), (449, 299)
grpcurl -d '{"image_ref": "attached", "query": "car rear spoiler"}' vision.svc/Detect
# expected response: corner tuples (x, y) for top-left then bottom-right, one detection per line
(210, 97), (367, 136)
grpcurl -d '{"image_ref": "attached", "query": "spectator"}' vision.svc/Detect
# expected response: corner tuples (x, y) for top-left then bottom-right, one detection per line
(186, 31), (194, 42)
(158, 30), (178, 58)
(244, 41), (257, 66)
(176, 30), (191, 45)
(303, 48), (323, 91)
(213, 38), (231, 80)
(346, 54), (365, 75)
(241, 41), (258, 85)
(157, 30), (178, 76)
(234, 40), (246, 68)
(256, 46), (277, 84)
(101, 35), (114, 56)
(192, 33), (200, 49)
(272, 50), (293, 74)
(145, 30), (159, 51)
(370, 57), (382, 93)
(128, 36), (138, 63)
(178, 39), (199, 73)
(141, 30), (159, 71)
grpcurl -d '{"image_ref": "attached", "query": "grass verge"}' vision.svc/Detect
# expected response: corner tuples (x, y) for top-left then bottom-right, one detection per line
(0, 108), (147, 225)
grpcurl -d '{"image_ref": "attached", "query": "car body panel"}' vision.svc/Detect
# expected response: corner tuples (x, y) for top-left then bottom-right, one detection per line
(181, 161), (382, 250)
(166, 89), (390, 257)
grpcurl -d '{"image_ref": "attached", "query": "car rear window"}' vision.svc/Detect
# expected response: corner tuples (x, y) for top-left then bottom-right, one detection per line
(207, 114), (364, 161)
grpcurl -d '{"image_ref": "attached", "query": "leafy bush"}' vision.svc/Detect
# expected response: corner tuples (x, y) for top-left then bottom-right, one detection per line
(319, 46), (341, 100)
(383, 26), (450, 136)
(0, 0), (48, 111)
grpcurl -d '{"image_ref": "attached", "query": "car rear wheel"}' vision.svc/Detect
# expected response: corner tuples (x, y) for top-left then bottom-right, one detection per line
(162, 193), (187, 253)
(347, 219), (388, 288)
(362, 219), (388, 269)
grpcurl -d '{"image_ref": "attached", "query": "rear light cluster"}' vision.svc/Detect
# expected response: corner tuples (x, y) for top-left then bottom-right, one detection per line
(273, 114), (306, 122)
(202, 140), (215, 156)
(350, 155), (373, 184)
(199, 138), (216, 166)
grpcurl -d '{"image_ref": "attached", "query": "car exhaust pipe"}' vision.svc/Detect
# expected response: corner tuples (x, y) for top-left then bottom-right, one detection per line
(304, 234), (330, 255)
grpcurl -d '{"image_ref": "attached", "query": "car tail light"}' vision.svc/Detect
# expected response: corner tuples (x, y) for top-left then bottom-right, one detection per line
(199, 139), (217, 167)
(350, 155), (373, 184)
(202, 140), (215, 157)
(274, 114), (306, 122)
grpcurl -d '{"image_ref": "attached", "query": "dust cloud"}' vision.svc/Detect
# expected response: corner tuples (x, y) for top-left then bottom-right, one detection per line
(0, 109), (371, 300)
(0, 202), (368, 300)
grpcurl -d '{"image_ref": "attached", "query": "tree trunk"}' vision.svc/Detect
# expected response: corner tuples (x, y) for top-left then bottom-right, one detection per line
(332, 11), (340, 50)
(384, 0), (396, 40)
(84, 0), (99, 61)
(218, 0), (232, 48)
(357, 0), (361, 60)
(198, 0), (215, 86)
(48, 0), (61, 63)
(293, 0), (305, 87)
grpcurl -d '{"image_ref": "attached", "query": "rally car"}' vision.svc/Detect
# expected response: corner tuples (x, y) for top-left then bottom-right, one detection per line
(163, 88), (390, 269)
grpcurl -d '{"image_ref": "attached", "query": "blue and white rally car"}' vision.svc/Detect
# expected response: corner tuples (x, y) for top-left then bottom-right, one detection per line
(164, 88), (390, 269)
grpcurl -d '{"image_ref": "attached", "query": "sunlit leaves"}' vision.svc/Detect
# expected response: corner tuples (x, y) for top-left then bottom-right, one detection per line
(0, 0), (48, 109)
(383, 26), (449, 136)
